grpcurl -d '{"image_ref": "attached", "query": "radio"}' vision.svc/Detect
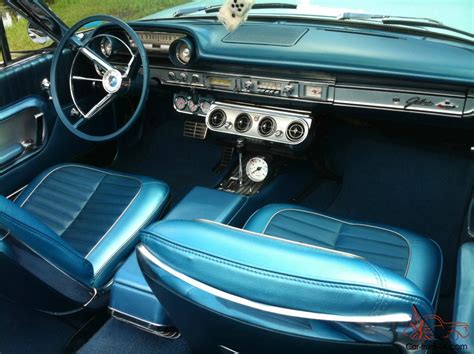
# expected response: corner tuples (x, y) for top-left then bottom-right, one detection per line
(152, 67), (333, 103)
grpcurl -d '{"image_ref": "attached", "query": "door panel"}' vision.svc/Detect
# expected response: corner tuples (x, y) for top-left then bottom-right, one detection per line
(0, 54), (52, 107)
(0, 97), (48, 172)
(0, 54), (97, 196)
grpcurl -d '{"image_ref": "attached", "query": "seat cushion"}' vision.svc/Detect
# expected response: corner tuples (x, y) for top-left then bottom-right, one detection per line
(244, 204), (443, 306)
(14, 164), (170, 287)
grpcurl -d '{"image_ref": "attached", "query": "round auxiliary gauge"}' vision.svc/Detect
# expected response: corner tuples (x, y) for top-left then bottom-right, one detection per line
(199, 100), (212, 114)
(246, 157), (269, 183)
(187, 99), (199, 113)
(174, 96), (187, 110)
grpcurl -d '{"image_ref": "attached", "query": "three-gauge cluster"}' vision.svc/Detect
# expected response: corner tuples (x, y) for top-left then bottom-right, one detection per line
(173, 93), (214, 116)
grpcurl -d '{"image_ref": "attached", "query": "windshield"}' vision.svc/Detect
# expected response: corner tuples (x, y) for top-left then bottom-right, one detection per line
(151, 0), (474, 38)
(1, 0), (472, 43)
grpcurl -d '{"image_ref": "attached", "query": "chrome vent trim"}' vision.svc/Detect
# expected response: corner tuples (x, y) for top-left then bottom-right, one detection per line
(234, 113), (252, 133)
(258, 116), (276, 137)
(286, 121), (306, 142)
(205, 102), (312, 145)
(208, 109), (226, 128)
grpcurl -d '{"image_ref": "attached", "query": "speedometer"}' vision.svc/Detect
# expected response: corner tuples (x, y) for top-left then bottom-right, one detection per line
(246, 157), (269, 182)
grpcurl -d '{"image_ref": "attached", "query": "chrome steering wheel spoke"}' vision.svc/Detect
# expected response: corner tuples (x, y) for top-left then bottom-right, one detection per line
(84, 93), (116, 120)
(72, 76), (103, 83)
(79, 46), (115, 73)
(124, 52), (140, 79)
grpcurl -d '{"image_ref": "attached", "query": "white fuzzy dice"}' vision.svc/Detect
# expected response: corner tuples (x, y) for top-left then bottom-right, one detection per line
(218, 0), (256, 32)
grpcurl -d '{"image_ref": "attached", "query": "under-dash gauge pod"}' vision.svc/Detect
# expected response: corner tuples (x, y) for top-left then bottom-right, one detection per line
(174, 95), (187, 110)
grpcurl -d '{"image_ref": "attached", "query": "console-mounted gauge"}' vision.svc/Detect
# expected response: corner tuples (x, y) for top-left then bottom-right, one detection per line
(169, 37), (195, 67)
(246, 157), (269, 182)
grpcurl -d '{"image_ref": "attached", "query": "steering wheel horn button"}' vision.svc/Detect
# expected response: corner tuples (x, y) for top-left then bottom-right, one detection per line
(103, 69), (123, 93)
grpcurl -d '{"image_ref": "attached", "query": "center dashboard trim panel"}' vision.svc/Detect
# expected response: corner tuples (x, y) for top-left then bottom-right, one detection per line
(151, 65), (470, 117)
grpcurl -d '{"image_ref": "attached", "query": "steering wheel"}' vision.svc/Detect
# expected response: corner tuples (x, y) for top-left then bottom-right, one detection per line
(50, 15), (149, 142)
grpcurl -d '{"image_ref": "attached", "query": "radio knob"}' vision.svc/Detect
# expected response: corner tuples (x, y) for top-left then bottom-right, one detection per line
(179, 72), (188, 82)
(283, 85), (294, 95)
(244, 80), (254, 91)
(167, 71), (176, 81)
(191, 74), (200, 84)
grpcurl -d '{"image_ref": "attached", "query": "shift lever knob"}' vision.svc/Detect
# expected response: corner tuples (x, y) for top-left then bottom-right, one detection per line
(236, 138), (245, 151)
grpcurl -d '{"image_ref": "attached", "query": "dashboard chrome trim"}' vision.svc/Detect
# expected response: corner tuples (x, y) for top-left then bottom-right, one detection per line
(150, 65), (471, 118)
(334, 87), (465, 116)
(206, 102), (312, 145)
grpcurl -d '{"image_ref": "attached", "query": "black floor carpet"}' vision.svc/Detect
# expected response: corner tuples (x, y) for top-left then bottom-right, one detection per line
(0, 298), (76, 354)
(78, 319), (192, 354)
(113, 117), (227, 206)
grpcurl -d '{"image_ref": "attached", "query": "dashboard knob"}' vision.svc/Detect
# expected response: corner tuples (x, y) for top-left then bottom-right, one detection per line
(168, 71), (176, 81)
(224, 121), (233, 130)
(244, 80), (254, 91)
(179, 72), (188, 82)
(283, 85), (294, 95)
(275, 130), (283, 137)
(191, 74), (200, 84)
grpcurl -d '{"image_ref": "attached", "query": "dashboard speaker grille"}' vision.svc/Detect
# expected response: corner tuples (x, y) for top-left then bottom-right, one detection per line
(222, 25), (308, 47)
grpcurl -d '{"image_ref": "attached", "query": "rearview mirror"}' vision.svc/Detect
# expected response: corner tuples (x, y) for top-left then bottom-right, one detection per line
(27, 21), (50, 44)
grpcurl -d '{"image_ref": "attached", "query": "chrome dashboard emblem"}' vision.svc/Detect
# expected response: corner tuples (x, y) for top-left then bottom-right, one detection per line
(102, 69), (122, 94)
(436, 100), (458, 110)
(404, 96), (434, 109)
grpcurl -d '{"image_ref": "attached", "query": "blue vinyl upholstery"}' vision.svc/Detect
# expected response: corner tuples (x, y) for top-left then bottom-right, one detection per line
(138, 203), (443, 352)
(0, 164), (169, 307)
(452, 242), (474, 352)
(163, 186), (247, 223)
(244, 204), (443, 306)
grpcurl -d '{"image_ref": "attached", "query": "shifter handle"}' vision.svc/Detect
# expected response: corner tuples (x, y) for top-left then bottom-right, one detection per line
(236, 138), (245, 186)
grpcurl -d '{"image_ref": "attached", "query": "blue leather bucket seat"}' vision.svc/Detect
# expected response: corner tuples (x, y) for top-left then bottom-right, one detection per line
(0, 164), (169, 313)
(138, 203), (443, 354)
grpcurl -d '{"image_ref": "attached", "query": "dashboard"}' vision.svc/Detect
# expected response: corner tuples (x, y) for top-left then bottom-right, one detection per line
(95, 21), (474, 147)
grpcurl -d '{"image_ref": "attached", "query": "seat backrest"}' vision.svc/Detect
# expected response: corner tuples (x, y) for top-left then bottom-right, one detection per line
(138, 219), (435, 354)
(0, 196), (96, 313)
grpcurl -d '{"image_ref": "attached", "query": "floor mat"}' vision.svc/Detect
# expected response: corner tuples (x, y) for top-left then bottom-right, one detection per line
(0, 298), (76, 354)
(78, 319), (192, 354)
(304, 132), (474, 320)
(113, 118), (226, 206)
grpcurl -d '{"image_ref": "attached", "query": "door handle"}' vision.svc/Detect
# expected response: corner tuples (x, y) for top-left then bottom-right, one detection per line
(0, 143), (24, 166)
